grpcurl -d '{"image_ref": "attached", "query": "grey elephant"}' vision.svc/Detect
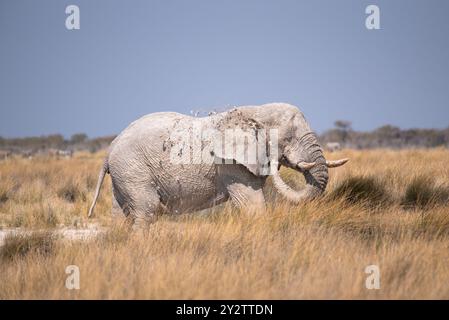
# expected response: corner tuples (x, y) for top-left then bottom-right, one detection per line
(88, 103), (348, 228)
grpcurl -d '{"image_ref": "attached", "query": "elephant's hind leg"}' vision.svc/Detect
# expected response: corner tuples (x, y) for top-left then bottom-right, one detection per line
(111, 189), (126, 219)
(128, 188), (161, 230)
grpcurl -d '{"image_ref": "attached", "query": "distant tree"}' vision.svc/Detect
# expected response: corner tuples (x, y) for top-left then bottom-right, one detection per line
(375, 125), (400, 136)
(333, 120), (352, 144)
(334, 120), (352, 132)
(373, 125), (402, 148)
(444, 127), (449, 146)
(424, 129), (445, 147)
(46, 134), (65, 148)
(70, 133), (88, 144)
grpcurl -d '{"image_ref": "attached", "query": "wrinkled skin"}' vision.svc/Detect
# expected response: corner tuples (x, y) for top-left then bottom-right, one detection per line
(88, 103), (348, 229)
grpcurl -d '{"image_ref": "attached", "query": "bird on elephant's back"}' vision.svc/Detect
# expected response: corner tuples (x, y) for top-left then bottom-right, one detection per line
(88, 103), (349, 229)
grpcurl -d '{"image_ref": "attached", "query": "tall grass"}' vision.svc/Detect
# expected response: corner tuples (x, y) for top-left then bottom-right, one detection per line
(0, 148), (449, 299)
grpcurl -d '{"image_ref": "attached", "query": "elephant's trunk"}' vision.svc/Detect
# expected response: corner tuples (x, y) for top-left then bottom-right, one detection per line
(272, 132), (328, 204)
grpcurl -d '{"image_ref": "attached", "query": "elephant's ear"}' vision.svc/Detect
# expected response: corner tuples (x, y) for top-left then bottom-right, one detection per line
(212, 109), (271, 176)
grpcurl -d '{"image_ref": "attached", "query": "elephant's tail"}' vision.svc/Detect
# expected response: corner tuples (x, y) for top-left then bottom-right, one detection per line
(87, 158), (109, 218)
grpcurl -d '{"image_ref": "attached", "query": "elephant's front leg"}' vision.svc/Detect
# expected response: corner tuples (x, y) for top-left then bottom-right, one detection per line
(227, 183), (266, 215)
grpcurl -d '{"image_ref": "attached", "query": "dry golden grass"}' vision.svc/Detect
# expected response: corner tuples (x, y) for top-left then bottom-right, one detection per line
(0, 149), (448, 299)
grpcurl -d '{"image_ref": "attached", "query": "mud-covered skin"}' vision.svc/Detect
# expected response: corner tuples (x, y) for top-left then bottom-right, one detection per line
(89, 103), (348, 229)
(109, 112), (223, 217)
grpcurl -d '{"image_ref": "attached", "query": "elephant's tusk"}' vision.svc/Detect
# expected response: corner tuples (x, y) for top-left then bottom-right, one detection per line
(297, 161), (317, 171)
(326, 158), (349, 168)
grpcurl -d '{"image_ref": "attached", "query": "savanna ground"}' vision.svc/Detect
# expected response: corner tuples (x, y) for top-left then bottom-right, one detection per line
(0, 149), (448, 299)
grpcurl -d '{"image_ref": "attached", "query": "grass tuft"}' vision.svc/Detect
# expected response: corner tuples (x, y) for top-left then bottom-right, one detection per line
(96, 222), (130, 246)
(0, 231), (55, 262)
(0, 188), (8, 204)
(57, 180), (85, 203)
(402, 176), (449, 209)
(328, 176), (390, 208)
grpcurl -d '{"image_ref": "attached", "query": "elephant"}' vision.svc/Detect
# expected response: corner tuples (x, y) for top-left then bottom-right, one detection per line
(88, 103), (348, 229)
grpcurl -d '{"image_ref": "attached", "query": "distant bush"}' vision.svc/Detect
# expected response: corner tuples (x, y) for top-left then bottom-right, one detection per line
(0, 133), (115, 153)
(70, 133), (88, 144)
(320, 122), (449, 149)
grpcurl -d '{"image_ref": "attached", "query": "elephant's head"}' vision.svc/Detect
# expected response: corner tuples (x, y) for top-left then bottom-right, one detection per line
(213, 103), (348, 204)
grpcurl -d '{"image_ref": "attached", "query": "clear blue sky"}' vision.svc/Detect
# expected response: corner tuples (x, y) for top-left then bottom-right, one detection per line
(1, 0), (448, 138)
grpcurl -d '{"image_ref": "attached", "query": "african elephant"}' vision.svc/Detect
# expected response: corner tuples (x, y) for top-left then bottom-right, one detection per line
(88, 103), (348, 229)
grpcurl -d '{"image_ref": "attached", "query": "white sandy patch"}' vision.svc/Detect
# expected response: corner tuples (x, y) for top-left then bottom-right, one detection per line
(0, 224), (105, 247)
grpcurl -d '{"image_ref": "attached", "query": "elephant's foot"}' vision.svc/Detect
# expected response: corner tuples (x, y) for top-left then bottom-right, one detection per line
(131, 213), (157, 232)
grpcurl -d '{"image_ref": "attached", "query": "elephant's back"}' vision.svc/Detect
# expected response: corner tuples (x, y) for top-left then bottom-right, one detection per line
(109, 112), (190, 154)
(114, 112), (186, 141)
(108, 112), (184, 172)
(107, 111), (211, 177)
